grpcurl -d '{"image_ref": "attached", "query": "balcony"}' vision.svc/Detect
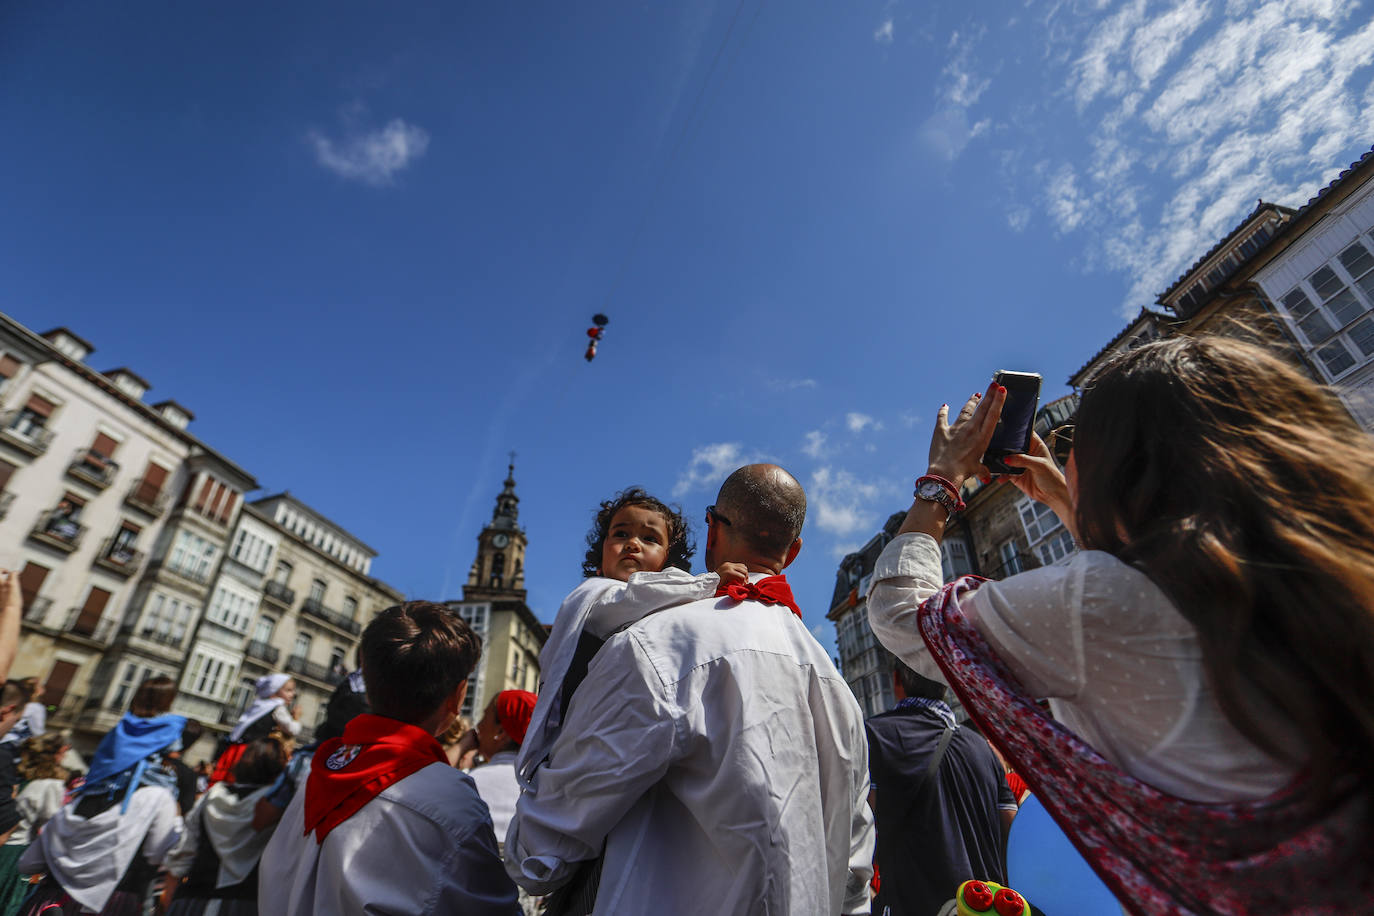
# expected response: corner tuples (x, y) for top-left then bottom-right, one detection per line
(22, 596), (52, 624)
(244, 639), (280, 666)
(263, 580), (295, 606)
(93, 537), (144, 578)
(48, 692), (89, 726)
(60, 609), (117, 645)
(135, 628), (185, 650)
(28, 510), (86, 553)
(0, 411), (54, 458)
(285, 654), (345, 687)
(0, 491), (13, 520)
(152, 556), (213, 588)
(66, 448), (120, 490)
(124, 479), (169, 517)
(301, 597), (361, 636)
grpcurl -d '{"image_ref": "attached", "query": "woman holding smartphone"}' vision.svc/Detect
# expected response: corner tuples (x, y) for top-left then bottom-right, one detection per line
(866, 336), (1373, 914)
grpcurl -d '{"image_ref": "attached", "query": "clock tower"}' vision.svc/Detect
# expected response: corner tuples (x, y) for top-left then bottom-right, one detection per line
(463, 457), (528, 601)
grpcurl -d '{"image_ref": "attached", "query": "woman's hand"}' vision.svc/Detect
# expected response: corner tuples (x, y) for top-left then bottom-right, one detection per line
(1002, 433), (1076, 540)
(927, 383), (1006, 487)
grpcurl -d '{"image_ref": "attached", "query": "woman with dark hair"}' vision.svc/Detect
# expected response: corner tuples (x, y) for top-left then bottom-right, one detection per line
(17, 677), (186, 914)
(0, 732), (69, 911)
(867, 336), (1374, 913)
(161, 738), (287, 916)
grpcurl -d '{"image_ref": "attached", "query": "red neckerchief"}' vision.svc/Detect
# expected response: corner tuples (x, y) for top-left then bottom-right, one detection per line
(714, 574), (802, 619)
(302, 713), (447, 844)
(920, 577), (1370, 915)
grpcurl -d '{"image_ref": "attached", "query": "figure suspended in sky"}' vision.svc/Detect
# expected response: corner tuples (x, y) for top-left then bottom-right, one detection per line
(585, 313), (609, 362)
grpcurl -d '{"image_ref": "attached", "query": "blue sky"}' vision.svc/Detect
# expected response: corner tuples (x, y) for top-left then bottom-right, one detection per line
(2, 1), (1371, 653)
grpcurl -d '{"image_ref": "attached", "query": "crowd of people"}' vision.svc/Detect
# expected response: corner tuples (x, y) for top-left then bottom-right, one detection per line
(0, 333), (1369, 914)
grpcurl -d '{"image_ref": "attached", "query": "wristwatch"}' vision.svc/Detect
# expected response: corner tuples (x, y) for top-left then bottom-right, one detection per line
(914, 475), (965, 518)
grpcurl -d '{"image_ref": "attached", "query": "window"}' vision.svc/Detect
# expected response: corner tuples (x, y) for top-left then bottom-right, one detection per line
(273, 561), (292, 584)
(110, 663), (154, 711)
(457, 604), (489, 639)
(329, 646), (347, 675)
(1039, 528), (1077, 565)
(231, 528), (274, 572)
(142, 592), (193, 644)
(207, 585), (254, 633)
(1018, 500), (1064, 543)
(998, 540), (1023, 577)
(940, 538), (973, 582)
(1277, 237), (1374, 379)
(293, 632), (313, 660)
(342, 596), (358, 621)
(252, 616), (276, 644)
(308, 579), (326, 603)
(169, 529), (217, 579)
(10, 393), (56, 440)
(186, 651), (235, 700)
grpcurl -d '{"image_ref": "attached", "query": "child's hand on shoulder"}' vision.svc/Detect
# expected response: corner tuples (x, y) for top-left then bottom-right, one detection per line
(715, 562), (750, 587)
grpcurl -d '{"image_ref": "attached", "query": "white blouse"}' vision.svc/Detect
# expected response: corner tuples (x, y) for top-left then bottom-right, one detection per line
(866, 532), (1300, 803)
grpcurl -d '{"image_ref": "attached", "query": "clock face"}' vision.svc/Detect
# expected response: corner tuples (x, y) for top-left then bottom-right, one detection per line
(491, 533), (510, 548)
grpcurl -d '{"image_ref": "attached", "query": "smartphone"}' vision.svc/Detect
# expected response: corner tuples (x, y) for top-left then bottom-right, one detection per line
(982, 370), (1042, 475)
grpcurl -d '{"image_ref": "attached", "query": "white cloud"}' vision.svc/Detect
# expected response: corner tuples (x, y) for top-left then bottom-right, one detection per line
(830, 542), (863, 559)
(899, 410), (923, 428)
(874, 19), (895, 44)
(1046, 164), (1089, 233)
(845, 412), (884, 434)
(809, 467), (882, 536)
(672, 442), (763, 498)
(942, 28), (992, 107)
(309, 118), (430, 186)
(802, 430), (827, 458)
(766, 377), (819, 392)
(1006, 207), (1031, 232)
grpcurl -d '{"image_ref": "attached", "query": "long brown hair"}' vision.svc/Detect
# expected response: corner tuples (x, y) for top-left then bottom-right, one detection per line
(1074, 335), (1374, 820)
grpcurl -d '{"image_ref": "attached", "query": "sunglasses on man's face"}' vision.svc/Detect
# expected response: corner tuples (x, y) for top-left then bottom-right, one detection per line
(705, 505), (732, 528)
(1047, 423), (1074, 468)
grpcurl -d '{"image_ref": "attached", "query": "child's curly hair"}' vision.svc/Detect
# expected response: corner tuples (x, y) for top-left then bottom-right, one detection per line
(582, 487), (695, 577)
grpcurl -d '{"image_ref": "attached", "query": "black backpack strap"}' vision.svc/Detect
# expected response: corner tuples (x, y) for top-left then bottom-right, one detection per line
(924, 725), (956, 781)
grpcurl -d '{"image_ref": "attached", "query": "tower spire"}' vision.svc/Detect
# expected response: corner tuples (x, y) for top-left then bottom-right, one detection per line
(491, 452), (520, 527)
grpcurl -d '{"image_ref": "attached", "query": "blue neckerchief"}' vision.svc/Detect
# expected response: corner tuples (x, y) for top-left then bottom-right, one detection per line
(78, 712), (186, 813)
(895, 695), (957, 729)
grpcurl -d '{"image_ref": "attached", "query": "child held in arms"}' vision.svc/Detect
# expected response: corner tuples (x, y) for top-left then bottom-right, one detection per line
(517, 487), (747, 792)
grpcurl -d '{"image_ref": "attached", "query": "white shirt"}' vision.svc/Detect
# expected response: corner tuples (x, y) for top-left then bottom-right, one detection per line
(518, 570), (720, 791)
(258, 760), (519, 915)
(866, 532), (1299, 802)
(18, 785), (181, 913)
(469, 750), (521, 845)
(507, 576), (875, 916)
(165, 783), (278, 888)
(6, 778), (65, 846)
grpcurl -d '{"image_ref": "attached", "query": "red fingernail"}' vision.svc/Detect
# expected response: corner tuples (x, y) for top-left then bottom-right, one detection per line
(997, 385), (1007, 394)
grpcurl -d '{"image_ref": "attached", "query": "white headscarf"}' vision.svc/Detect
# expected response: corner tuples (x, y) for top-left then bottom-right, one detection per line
(227, 674), (290, 743)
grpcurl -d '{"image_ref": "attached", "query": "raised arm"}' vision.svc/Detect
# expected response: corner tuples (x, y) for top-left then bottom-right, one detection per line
(0, 572), (21, 682)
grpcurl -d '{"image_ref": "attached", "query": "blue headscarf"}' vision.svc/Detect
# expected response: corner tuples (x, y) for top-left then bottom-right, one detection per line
(77, 712), (186, 812)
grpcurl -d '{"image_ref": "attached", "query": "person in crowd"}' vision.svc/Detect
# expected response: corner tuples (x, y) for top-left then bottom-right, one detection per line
(866, 662), (1017, 916)
(1, 678), (46, 746)
(161, 737), (288, 916)
(18, 676), (185, 915)
(0, 573), (20, 687)
(257, 601), (517, 914)
(0, 682), (30, 848)
(468, 690), (537, 847)
(507, 465), (874, 916)
(440, 716), (478, 770)
(194, 762), (210, 796)
(211, 675), (300, 785)
(867, 336), (1374, 913)
(0, 732), (70, 912)
(165, 720), (203, 815)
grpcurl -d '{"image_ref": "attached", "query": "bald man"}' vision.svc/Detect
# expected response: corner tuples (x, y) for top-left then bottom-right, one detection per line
(507, 465), (874, 916)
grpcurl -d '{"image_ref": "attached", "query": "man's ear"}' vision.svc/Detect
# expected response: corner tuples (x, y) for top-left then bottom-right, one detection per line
(450, 680), (469, 716)
(781, 537), (802, 570)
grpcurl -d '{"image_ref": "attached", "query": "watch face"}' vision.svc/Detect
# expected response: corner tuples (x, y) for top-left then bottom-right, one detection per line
(491, 533), (510, 548)
(917, 482), (946, 499)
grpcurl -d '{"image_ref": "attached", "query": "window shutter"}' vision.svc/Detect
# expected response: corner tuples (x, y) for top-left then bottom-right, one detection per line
(44, 660), (79, 709)
(0, 355), (20, 379)
(24, 394), (55, 418)
(219, 491), (238, 524)
(91, 432), (119, 459)
(73, 587), (112, 636)
(18, 562), (50, 607)
(194, 477), (214, 511)
(0, 459), (16, 491)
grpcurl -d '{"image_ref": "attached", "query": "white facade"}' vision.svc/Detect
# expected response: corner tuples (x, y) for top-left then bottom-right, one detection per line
(1255, 179), (1374, 427)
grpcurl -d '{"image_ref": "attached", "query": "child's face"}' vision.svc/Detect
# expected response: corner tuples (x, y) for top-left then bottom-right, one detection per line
(600, 505), (671, 581)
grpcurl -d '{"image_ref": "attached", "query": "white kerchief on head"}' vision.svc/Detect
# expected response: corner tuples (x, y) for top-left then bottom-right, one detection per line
(256, 674), (289, 699)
